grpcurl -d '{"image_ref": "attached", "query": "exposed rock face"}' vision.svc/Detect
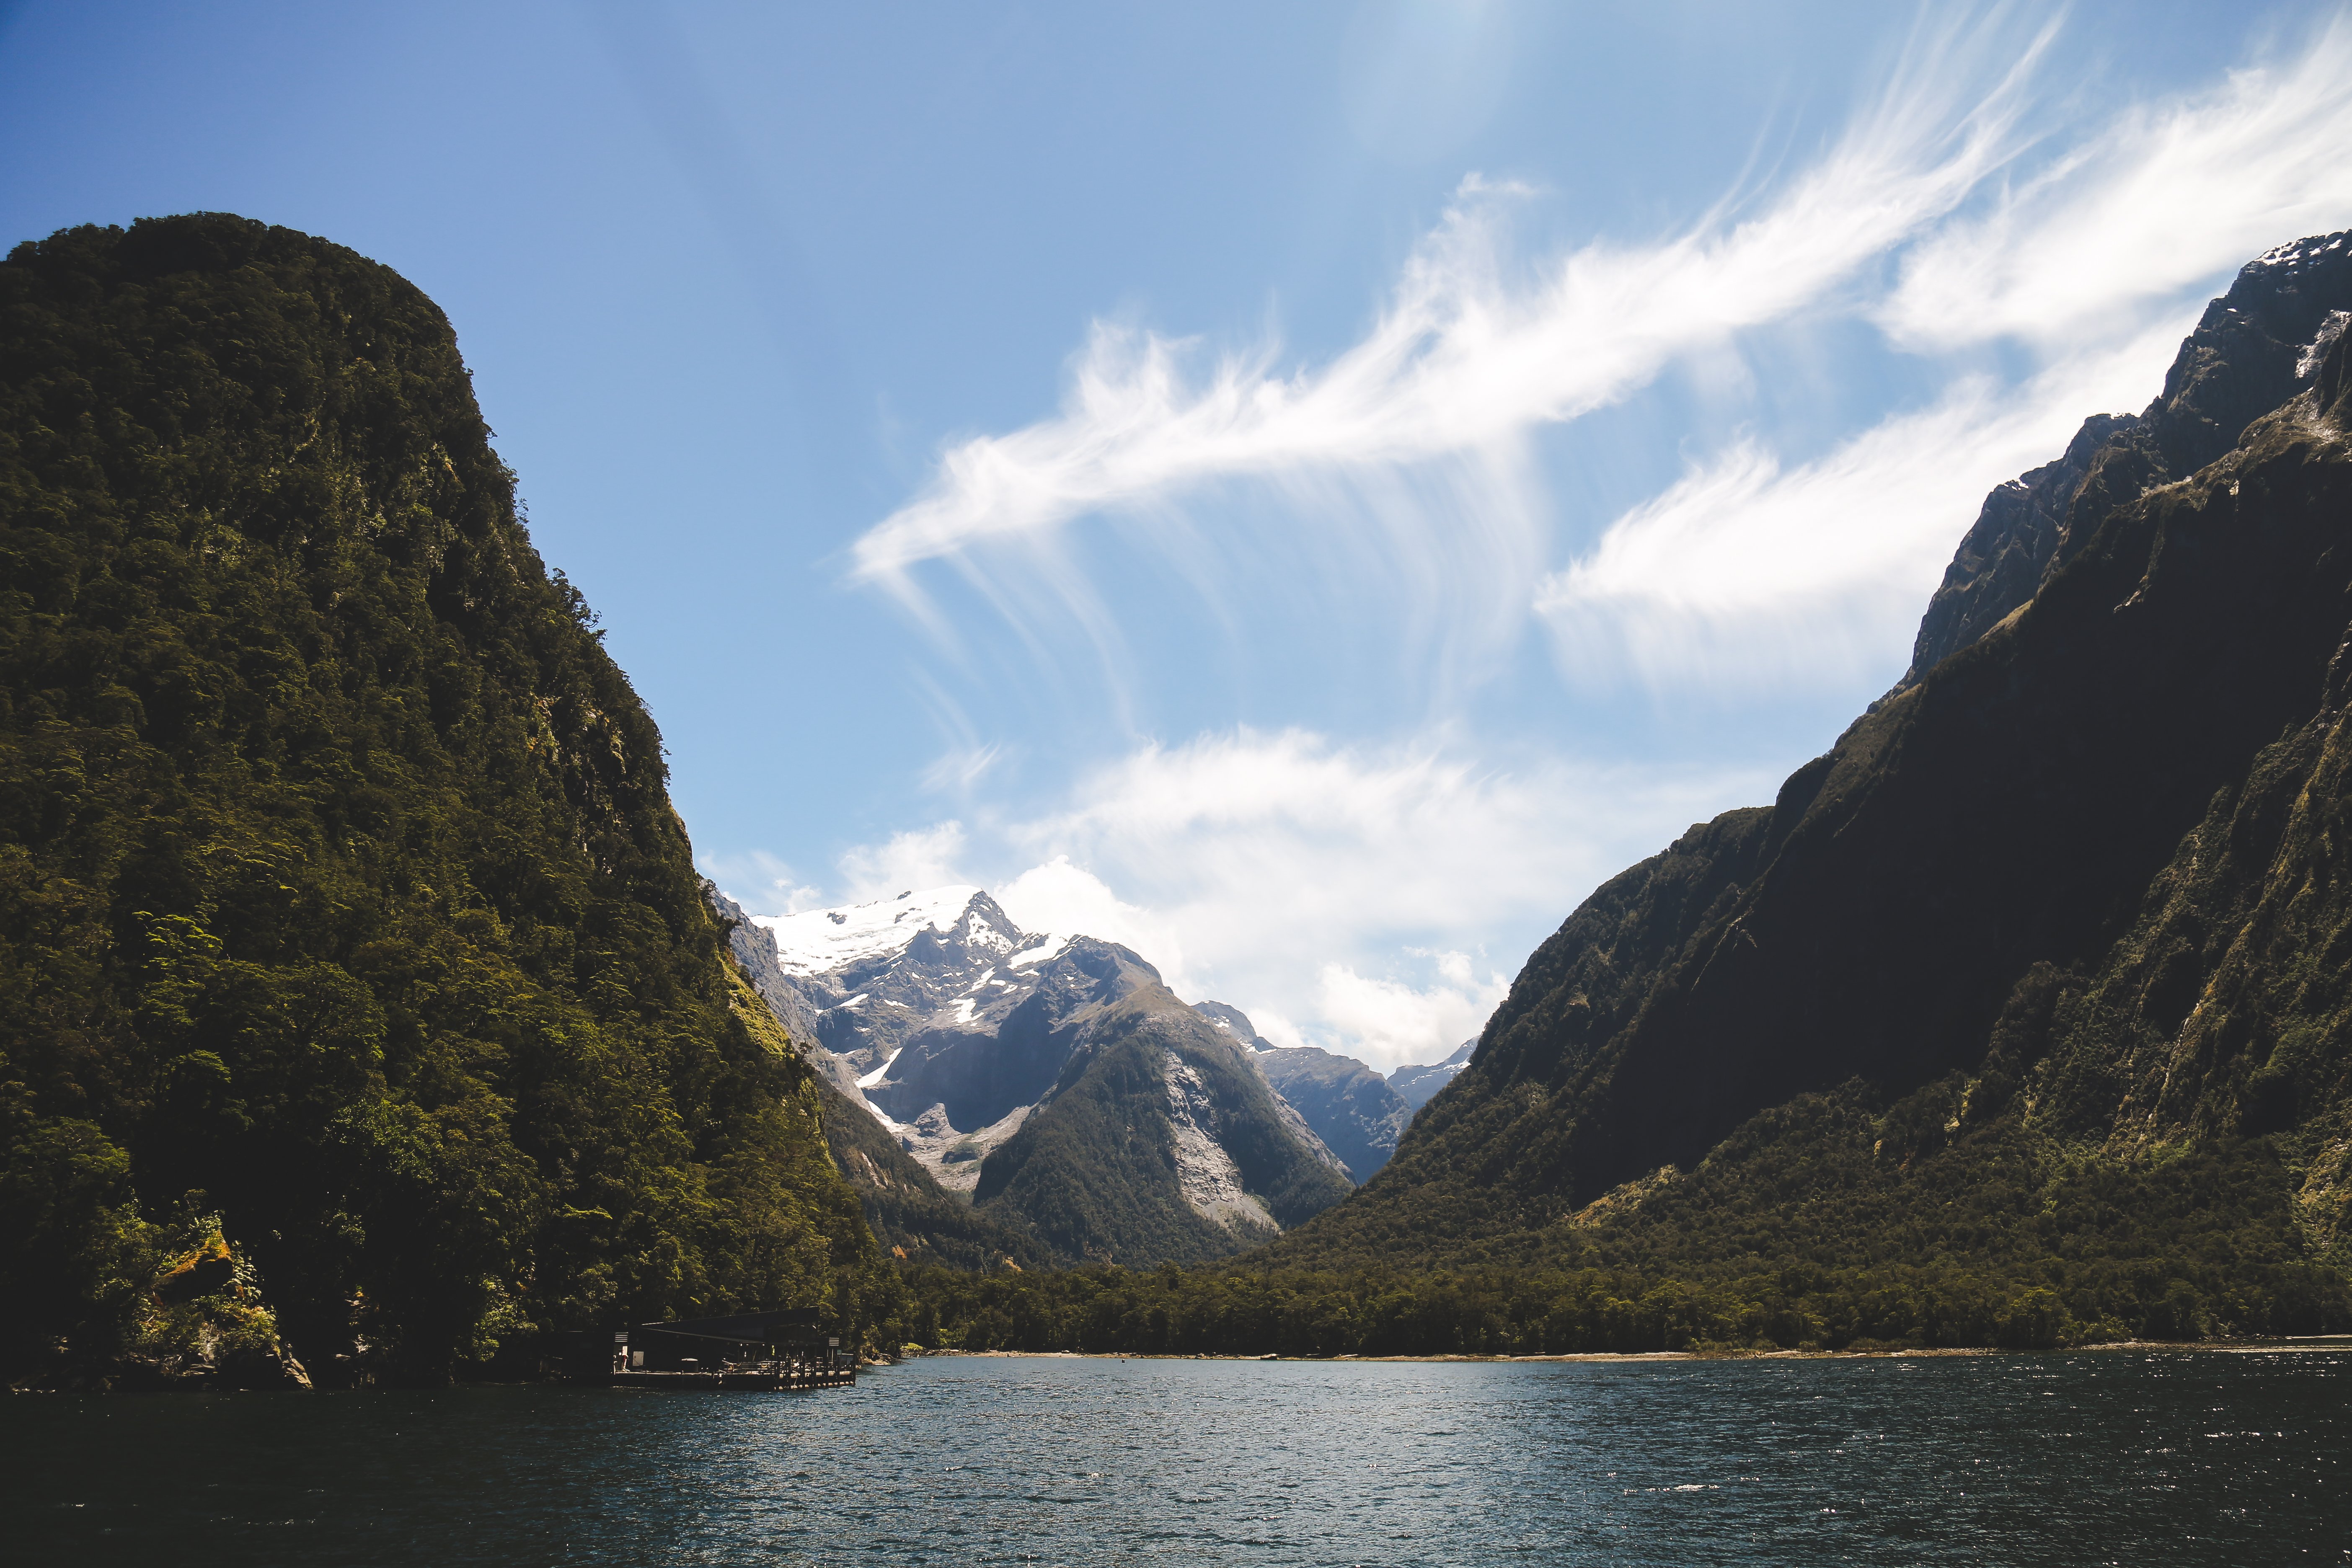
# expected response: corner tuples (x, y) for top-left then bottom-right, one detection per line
(1268, 234), (2352, 1274)
(712, 889), (826, 1045)
(1162, 1051), (1280, 1239)
(973, 984), (1353, 1264)
(864, 937), (1164, 1182)
(721, 964), (1047, 1271)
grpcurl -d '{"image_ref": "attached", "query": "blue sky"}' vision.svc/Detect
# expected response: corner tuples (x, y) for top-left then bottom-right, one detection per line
(8, 2), (2352, 1067)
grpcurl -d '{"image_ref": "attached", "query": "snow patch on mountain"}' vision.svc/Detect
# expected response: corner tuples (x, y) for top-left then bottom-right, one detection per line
(752, 886), (988, 976)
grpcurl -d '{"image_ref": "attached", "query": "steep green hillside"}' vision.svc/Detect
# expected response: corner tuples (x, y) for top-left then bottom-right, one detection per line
(1251, 238), (2352, 1332)
(0, 214), (871, 1385)
(974, 985), (1354, 1264)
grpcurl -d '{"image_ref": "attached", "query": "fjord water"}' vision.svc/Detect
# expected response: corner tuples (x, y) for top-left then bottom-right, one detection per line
(8, 1351), (2345, 1565)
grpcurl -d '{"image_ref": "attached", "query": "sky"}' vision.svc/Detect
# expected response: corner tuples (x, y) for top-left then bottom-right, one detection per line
(8, 2), (2352, 1069)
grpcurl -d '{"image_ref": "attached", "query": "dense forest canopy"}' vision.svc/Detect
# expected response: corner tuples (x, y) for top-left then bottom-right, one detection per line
(0, 213), (873, 1386)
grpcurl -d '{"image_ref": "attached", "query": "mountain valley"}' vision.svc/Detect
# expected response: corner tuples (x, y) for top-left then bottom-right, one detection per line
(13, 209), (2352, 1378)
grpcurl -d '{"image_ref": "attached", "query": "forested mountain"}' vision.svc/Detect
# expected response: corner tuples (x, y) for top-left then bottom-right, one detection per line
(1245, 235), (2352, 1345)
(721, 886), (1353, 1265)
(0, 214), (873, 1387)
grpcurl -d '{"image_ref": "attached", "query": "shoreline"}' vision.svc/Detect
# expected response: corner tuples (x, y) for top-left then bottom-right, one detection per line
(909, 1336), (2352, 1365)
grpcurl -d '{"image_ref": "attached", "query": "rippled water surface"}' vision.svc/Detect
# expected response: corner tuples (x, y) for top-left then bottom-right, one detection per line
(7, 1348), (2349, 1565)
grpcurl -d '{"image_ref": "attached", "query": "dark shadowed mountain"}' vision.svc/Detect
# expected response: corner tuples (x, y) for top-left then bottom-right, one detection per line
(1261, 234), (2352, 1322)
(1252, 1048), (1411, 1181)
(1194, 999), (1415, 1178)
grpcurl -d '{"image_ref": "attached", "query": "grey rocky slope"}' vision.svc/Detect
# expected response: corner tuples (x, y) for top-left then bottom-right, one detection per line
(1383, 1044), (1477, 1114)
(977, 985), (1354, 1263)
(1388, 1041), (1476, 1112)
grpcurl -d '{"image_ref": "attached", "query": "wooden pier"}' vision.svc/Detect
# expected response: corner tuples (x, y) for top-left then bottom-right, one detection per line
(568, 1309), (858, 1392)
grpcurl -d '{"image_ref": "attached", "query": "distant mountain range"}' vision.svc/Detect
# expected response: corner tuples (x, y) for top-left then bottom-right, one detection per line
(716, 886), (1463, 1265)
(1261, 233), (2352, 1334)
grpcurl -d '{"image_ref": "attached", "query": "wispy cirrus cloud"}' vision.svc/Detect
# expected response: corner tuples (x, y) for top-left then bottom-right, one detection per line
(1535, 320), (2189, 692)
(853, 11), (2352, 709)
(1533, 13), (2352, 694)
(789, 9), (2352, 1071)
(1880, 15), (2352, 351)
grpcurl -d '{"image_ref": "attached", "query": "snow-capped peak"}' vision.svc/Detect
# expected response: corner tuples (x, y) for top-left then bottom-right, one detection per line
(752, 885), (997, 976)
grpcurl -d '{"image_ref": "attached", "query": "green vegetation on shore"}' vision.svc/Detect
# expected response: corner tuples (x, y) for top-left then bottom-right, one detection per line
(880, 1118), (2349, 1356)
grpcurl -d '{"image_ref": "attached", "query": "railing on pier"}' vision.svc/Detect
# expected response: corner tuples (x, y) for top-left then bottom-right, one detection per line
(566, 1310), (860, 1391)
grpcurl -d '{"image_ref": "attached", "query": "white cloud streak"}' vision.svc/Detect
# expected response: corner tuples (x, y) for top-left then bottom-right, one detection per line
(700, 849), (826, 915)
(837, 821), (972, 900)
(1314, 955), (1509, 1069)
(781, 11), (2352, 1071)
(847, 13), (2352, 710)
